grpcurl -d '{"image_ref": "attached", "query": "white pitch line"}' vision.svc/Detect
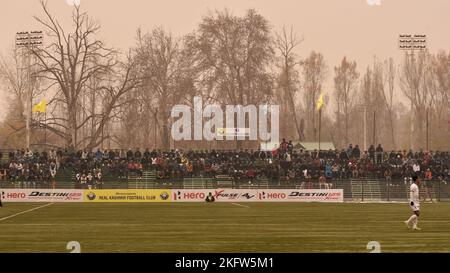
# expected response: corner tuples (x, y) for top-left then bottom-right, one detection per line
(231, 203), (250, 208)
(0, 203), (54, 222)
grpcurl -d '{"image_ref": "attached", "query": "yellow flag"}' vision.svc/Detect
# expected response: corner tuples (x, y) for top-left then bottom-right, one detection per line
(316, 94), (324, 110)
(32, 100), (46, 113)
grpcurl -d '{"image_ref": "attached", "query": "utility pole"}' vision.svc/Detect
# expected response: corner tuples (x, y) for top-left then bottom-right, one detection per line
(363, 106), (367, 152)
(355, 104), (367, 152)
(426, 109), (429, 151)
(373, 111), (376, 146)
(15, 31), (43, 150)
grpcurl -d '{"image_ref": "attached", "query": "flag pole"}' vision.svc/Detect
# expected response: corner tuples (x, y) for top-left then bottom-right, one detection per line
(316, 94), (324, 159)
(318, 108), (321, 158)
(44, 110), (47, 148)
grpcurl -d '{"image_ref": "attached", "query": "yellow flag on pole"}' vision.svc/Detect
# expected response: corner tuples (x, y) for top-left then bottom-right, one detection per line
(316, 94), (324, 111)
(32, 100), (47, 113)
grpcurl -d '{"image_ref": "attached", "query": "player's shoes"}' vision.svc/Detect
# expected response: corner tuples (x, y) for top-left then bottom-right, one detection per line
(412, 226), (422, 231)
(404, 221), (410, 228)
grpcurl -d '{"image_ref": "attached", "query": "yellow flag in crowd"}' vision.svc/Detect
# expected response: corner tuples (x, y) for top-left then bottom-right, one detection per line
(32, 100), (46, 113)
(316, 94), (324, 111)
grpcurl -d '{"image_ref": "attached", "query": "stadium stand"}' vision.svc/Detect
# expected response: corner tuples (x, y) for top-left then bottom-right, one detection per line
(0, 144), (449, 201)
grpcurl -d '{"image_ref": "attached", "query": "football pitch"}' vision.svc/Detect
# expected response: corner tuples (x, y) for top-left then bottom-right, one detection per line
(1, 202), (450, 253)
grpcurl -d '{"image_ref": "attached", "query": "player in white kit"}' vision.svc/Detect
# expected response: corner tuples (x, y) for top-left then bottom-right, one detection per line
(404, 175), (421, 230)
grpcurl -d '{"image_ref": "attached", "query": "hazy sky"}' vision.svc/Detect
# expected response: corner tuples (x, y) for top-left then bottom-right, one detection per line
(0, 0), (449, 120)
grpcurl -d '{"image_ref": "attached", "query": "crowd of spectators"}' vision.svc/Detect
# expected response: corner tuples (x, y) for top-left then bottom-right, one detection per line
(1, 140), (449, 188)
(0, 149), (57, 188)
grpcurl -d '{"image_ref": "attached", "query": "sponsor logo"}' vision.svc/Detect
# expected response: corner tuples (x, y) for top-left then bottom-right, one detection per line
(87, 192), (96, 201)
(160, 192), (169, 200)
(2, 191), (27, 199)
(174, 191), (207, 200)
(4, 191), (82, 200)
(259, 191), (286, 199)
(288, 191), (342, 200)
(1, 189), (84, 202)
(173, 189), (259, 202)
(83, 190), (172, 202)
(214, 189), (255, 200)
(257, 189), (343, 202)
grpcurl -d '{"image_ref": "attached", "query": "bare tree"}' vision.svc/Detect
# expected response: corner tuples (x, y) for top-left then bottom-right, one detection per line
(0, 49), (44, 146)
(428, 51), (450, 149)
(31, 1), (139, 149)
(184, 9), (275, 149)
(301, 51), (327, 140)
(274, 26), (304, 141)
(381, 57), (396, 148)
(189, 9), (274, 106)
(359, 58), (386, 148)
(399, 51), (432, 150)
(334, 57), (359, 147)
(133, 27), (185, 150)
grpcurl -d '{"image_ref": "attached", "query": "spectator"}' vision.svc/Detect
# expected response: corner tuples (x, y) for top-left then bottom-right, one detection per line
(126, 148), (134, 160)
(346, 144), (353, 159)
(424, 168), (434, 202)
(368, 145), (375, 162)
(87, 172), (94, 189)
(353, 145), (361, 159)
(0, 145), (448, 191)
(135, 149), (142, 160)
(319, 173), (327, 189)
(376, 144), (383, 164)
(413, 161), (420, 175)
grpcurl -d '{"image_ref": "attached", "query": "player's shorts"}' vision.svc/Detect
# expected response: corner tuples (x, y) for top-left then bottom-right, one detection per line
(410, 201), (420, 212)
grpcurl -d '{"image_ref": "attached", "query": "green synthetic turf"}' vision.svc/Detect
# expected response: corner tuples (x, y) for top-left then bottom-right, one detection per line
(1, 202), (449, 253)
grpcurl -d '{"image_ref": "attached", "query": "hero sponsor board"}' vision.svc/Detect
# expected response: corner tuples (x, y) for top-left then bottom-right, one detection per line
(173, 189), (343, 202)
(173, 189), (258, 202)
(258, 189), (343, 202)
(1, 188), (343, 203)
(83, 189), (171, 202)
(1, 189), (83, 202)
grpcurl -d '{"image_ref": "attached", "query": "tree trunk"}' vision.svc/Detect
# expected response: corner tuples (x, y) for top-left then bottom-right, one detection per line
(68, 110), (77, 149)
(388, 110), (396, 148)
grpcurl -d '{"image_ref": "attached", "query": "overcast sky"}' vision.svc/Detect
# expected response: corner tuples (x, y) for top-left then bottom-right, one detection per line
(0, 0), (449, 120)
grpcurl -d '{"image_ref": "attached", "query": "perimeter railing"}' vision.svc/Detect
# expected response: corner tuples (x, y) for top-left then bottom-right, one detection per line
(1, 177), (449, 202)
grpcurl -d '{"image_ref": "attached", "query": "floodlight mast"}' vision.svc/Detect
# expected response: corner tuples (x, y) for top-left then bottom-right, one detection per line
(15, 31), (43, 150)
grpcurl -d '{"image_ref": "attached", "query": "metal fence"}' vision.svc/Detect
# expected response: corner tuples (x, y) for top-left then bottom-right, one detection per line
(1, 178), (449, 202)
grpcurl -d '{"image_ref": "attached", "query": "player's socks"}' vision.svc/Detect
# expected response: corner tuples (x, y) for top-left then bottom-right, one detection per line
(406, 215), (416, 227)
(412, 218), (420, 230)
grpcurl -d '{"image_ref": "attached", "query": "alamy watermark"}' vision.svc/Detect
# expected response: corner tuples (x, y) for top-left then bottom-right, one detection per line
(171, 96), (279, 144)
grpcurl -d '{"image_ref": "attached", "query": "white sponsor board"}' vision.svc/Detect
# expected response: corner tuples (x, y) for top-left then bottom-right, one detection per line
(1, 189), (84, 202)
(173, 189), (343, 203)
(1, 189), (343, 203)
(258, 189), (343, 203)
(173, 189), (210, 202)
(173, 189), (259, 202)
